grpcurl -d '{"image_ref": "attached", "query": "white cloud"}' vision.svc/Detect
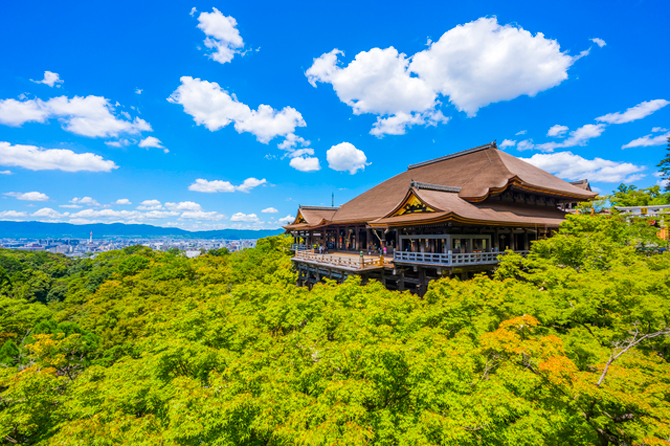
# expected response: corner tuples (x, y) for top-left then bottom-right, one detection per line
(168, 76), (306, 146)
(71, 196), (101, 206)
(547, 124), (569, 137)
(278, 214), (293, 224)
(307, 17), (582, 136)
(370, 110), (448, 136)
(190, 7), (197, 16)
(59, 204), (82, 209)
(196, 8), (244, 64)
(137, 199), (162, 210)
(412, 17), (580, 117)
(622, 131), (670, 149)
(515, 140), (535, 151)
(135, 88), (142, 95)
(113, 198), (131, 205)
(138, 136), (168, 153)
(515, 130), (527, 136)
(230, 212), (260, 222)
(590, 38), (606, 48)
(287, 148), (314, 158)
(290, 156), (321, 172)
(0, 210), (28, 219)
(596, 99), (669, 125)
(236, 177), (267, 193)
(4, 191), (49, 201)
(522, 151), (645, 183)
(277, 133), (310, 151)
(261, 207), (278, 213)
(180, 210), (226, 221)
(652, 127), (668, 133)
(0, 141), (117, 172)
(31, 71), (63, 87)
(499, 139), (516, 149)
(165, 201), (202, 211)
(535, 124), (606, 152)
(105, 139), (132, 148)
(188, 177), (267, 193)
(327, 142), (369, 174)
(32, 207), (63, 219)
(0, 95), (152, 138)
(0, 170), (11, 175)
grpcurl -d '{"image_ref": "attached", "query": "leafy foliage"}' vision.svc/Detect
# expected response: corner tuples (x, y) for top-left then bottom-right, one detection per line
(0, 230), (668, 445)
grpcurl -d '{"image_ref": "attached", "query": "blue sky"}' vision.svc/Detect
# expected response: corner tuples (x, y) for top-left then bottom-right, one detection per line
(0, 0), (668, 230)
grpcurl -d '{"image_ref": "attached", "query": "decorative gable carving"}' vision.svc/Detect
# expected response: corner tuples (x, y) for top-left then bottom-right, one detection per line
(393, 193), (436, 217)
(295, 211), (306, 224)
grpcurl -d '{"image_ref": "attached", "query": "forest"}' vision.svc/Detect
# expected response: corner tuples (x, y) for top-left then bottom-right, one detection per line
(0, 198), (669, 445)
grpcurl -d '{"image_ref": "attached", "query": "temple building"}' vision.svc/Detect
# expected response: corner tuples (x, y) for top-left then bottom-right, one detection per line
(283, 142), (597, 294)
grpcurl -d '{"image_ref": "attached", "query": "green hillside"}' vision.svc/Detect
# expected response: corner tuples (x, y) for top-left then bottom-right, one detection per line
(0, 212), (668, 445)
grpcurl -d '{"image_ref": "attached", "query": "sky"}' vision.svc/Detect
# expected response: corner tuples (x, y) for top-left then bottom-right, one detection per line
(0, 0), (668, 231)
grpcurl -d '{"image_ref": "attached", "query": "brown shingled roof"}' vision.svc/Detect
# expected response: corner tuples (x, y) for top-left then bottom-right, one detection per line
(369, 187), (567, 228)
(329, 143), (596, 223)
(283, 143), (597, 230)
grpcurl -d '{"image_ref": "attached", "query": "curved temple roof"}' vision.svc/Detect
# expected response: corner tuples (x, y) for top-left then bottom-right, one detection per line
(284, 142), (597, 230)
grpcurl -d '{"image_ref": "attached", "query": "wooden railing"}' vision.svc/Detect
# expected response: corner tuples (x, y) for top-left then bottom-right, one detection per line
(290, 244), (309, 251)
(293, 250), (390, 269)
(393, 250), (528, 266)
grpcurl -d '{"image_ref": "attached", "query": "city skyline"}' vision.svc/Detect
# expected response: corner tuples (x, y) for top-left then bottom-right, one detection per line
(0, 0), (668, 230)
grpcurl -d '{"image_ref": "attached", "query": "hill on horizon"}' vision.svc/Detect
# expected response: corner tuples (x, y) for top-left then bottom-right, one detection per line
(0, 221), (284, 240)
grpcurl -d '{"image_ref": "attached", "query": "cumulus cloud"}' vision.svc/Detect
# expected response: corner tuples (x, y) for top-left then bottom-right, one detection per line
(278, 214), (293, 224)
(31, 71), (63, 87)
(590, 38), (606, 48)
(137, 199), (162, 211)
(4, 191), (49, 201)
(135, 88), (142, 95)
(547, 124), (569, 137)
(168, 76), (306, 146)
(138, 136), (168, 153)
(499, 139), (516, 149)
(165, 201), (202, 211)
(230, 212), (260, 222)
(534, 124), (606, 152)
(0, 95), (152, 138)
(196, 8), (244, 64)
(261, 207), (278, 213)
(32, 207), (64, 218)
(71, 196), (101, 206)
(596, 99), (669, 125)
(0, 141), (117, 172)
(327, 142), (369, 174)
(289, 156), (321, 172)
(105, 139), (131, 148)
(188, 177), (267, 193)
(522, 151), (645, 183)
(113, 198), (131, 205)
(622, 130), (670, 149)
(0, 210), (28, 219)
(307, 17), (582, 135)
(59, 204), (82, 209)
(652, 127), (668, 133)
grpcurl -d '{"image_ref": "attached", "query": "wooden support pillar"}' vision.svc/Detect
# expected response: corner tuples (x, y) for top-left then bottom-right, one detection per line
(510, 230), (517, 251)
(398, 271), (405, 291)
(494, 228), (499, 250)
(418, 268), (427, 296)
(523, 229), (529, 251)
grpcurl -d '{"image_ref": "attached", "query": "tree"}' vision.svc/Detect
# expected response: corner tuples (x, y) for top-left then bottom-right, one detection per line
(657, 136), (670, 191)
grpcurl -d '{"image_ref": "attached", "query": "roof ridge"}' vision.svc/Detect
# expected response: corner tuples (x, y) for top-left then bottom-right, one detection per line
(410, 181), (461, 193)
(407, 141), (497, 170)
(299, 205), (340, 210)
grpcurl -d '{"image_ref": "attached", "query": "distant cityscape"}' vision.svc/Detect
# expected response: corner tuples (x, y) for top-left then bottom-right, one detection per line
(1, 233), (257, 258)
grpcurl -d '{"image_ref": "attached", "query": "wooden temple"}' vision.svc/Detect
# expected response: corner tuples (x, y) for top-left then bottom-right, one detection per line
(283, 142), (597, 295)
